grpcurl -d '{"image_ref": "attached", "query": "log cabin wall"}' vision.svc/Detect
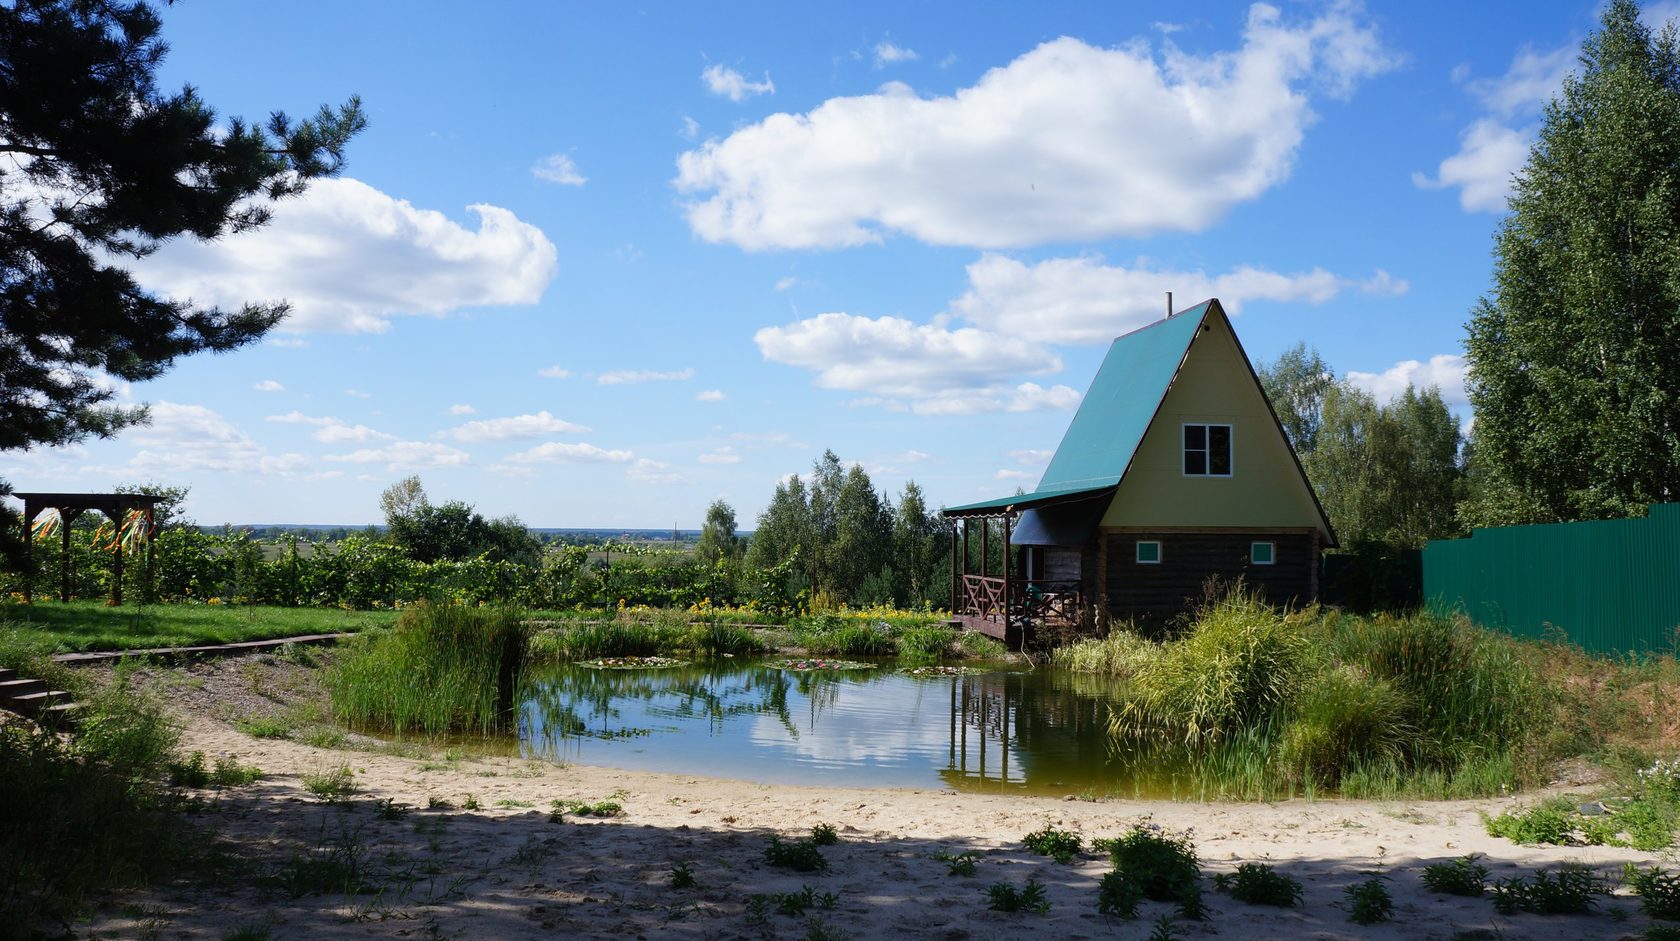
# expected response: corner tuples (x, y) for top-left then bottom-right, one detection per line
(1102, 530), (1317, 619)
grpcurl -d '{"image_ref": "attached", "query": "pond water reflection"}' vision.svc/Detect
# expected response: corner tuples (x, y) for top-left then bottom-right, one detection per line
(519, 660), (1202, 796)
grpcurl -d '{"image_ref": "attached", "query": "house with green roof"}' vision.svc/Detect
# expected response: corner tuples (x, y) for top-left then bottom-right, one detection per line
(942, 298), (1335, 643)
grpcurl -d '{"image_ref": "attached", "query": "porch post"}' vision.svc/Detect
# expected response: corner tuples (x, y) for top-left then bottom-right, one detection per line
(949, 520), (959, 613)
(1002, 512), (1013, 631)
(980, 518), (989, 580)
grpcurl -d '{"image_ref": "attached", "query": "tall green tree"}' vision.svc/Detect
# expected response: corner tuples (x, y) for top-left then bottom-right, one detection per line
(0, 0), (364, 564)
(1257, 342), (1334, 455)
(891, 481), (944, 606)
(696, 499), (741, 565)
(1306, 384), (1464, 547)
(1464, 0), (1680, 525)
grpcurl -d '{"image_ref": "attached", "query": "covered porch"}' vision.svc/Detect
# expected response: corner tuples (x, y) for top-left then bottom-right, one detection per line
(943, 486), (1114, 646)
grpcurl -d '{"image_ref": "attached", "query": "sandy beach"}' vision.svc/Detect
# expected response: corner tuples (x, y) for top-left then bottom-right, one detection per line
(82, 659), (1671, 941)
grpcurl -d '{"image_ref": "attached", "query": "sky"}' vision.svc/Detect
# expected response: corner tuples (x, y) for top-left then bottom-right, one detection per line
(8, 0), (1678, 529)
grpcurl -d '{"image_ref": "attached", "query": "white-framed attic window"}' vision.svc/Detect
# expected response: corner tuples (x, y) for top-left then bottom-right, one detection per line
(1183, 423), (1232, 477)
(1136, 540), (1161, 564)
(1250, 541), (1275, 565)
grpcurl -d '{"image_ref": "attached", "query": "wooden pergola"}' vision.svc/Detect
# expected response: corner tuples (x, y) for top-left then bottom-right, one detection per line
(13, 492), (162, 605)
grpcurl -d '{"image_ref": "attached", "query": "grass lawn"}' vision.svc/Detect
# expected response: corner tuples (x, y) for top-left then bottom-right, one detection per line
(0, 600), (399, 653)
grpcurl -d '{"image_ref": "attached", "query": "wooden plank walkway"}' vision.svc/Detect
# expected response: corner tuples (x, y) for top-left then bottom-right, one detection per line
(51, 632), (353, 666)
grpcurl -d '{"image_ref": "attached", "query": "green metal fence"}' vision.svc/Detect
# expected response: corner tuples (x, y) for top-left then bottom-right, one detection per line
(1424, 502), (1680, 656)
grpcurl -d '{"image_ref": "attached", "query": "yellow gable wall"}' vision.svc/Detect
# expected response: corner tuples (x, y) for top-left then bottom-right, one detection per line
(1100, 310), (1328, 534)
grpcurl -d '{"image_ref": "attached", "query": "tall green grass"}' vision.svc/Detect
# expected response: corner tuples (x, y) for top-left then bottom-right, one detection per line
(1069, 593), (1549, 797)
(1, 673), (184, 933)
(328, 603), (527, 736)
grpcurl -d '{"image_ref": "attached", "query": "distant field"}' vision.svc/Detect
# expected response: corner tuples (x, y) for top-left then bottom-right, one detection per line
(0, 601), (399, 653)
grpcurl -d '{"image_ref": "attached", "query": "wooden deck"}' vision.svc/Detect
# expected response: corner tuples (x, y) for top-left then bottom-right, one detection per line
(953, 575), (1083, 648)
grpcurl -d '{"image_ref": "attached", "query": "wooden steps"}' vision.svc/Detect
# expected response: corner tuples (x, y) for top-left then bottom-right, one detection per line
(0, 667), (80, 724)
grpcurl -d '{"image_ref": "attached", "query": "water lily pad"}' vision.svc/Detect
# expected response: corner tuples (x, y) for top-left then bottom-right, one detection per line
(900, 665), (973, 676)
(774, 658), (876, 672)
(580, 656), (687, 670)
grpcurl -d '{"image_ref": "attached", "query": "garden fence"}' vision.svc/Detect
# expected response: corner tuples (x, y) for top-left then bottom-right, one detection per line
(1423, 502), (1680, 656)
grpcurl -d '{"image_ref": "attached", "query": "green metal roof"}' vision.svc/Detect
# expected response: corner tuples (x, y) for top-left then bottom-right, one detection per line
(943, 483), (1117, 517)
(944, 301), (1211, 519)
(1036, 300), (1211, 491)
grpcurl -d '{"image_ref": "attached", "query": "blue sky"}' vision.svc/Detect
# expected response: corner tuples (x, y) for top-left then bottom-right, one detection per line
(9, 0), (1675, 528)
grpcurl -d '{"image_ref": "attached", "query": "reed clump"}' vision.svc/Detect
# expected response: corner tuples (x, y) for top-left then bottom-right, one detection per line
(328, 602), (527, 736)
(1073, 592), (1547, 796)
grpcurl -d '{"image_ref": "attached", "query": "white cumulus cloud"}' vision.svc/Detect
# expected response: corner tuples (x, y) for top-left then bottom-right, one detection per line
(252, 379), (285, 393)
(264, 411), (393, 444)
(949, 254), (1384, 345)
(755, 312), (1060, 399)
(136, 177), (558, 333)
(875, 42), (919, 67)
(677, 6), (1394, 250)
(696, 389), (727, 402)
(597, 368), (695, 385)
(123, 402), (309, 476)
(531, 153), (587, 185)
(1346, 353), (1468, 409)
(446, 404), (476, 415)
(698, 446), (743, 465)
(702, 64), (775, 101)
(323, 441), (469, 470)
(496, 442), (634, 466)
(627, 458), (687, 485)
(440, 411), (589, 443)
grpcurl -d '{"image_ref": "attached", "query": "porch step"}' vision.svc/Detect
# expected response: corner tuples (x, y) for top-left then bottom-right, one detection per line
(9, 689), (72, 716)
(0, 678), (48, 701)
(0, 667), (15, 683)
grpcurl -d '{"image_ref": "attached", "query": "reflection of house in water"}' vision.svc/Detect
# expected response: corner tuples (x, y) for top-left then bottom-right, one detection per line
(941, 671), (1127, 791)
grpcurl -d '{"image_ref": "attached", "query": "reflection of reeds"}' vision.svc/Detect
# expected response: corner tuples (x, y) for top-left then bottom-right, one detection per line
(525, 619), (767, 661)
(328, 602), (526, 736)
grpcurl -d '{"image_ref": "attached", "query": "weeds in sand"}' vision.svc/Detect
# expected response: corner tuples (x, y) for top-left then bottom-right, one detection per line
(811, 822), (840, 846)
(1490, 865), (1602, 915)
(1632, 867), (1680, 920)
(1096, 870), (1142, 919)
(549, 798), (624, 822)
(985, 878), (1050, 914)
(1215, 863), (1303, 907)
(167, 751), (263, 788)
(1023, 826), (1082, 864)
(745, 894), (770, 927)
(769, 885), (837, 916)
(765, 835), (828, 872)
(275, 824), (375, 897)
(933, 850), (979, 877)
(1345, 874), (1394, 924)
(504, 835), (552, 875)
(670, 862), (697, 888)
(801, 917), (850, 941)
(494, 798), (533, 808)
(302, 765), (357, 803)
(1104, 826), (1202, 909)
(1484, 802), (1573, 844)
(297, 725), (348, 749)
(1422, 855), (1488, 896)
(236, 715), (293, 739)
(426, 797), (453, 811)
(219, 925), (274, 941)
(375, 799), (410, 821)
(461, 794), (481, 811)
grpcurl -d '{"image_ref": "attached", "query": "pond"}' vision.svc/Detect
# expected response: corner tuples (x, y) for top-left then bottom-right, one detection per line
(518, 659), (1214, 798)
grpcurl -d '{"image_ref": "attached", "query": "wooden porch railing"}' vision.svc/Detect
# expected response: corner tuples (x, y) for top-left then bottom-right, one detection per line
(958, 575), (1083, 627)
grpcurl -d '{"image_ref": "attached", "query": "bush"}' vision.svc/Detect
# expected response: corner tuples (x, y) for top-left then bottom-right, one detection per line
(0, 680), (182, 934)
(1215, 862), (1303, 907)
(1096, 871), (1142, 919)
(1344, 875), (1393, 924)
(1633, 867), (1680, 920)
(1490, 865), (1601, 915)
(328, 602), (527, 735)
(1485, 804), (1573, 845)
(1421, 855), (1488, 896)
(1023, 827), (1081, 864)
(1052, 629), (1159, 676)
(985, 879), (1050, 914)
(1280, 666), (1413, 787)
(764, 836), (827, 872)
(1104, 826), (1201, 904)
(1114, 595), (1316, 746)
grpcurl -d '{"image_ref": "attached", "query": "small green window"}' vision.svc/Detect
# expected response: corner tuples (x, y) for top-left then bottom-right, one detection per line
(1250, 541), (1275, 565)
(1136, 540), (1161, 564)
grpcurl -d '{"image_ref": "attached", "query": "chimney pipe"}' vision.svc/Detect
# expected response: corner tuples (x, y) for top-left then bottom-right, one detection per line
(1166, 291), (1173, 319)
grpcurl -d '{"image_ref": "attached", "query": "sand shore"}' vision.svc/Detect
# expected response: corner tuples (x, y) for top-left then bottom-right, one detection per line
(81, 662), (1670, 940)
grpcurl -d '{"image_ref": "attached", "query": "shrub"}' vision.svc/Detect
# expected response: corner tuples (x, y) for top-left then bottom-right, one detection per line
(1421, 855), (1488, 896)
(1096, 871), (1142, 919)
(1023, 827), (1082, 864)
(765, 836), (828, 872)
(1113, 595), (1315, 746)
(985, 879), (1050, 914)
(810, 823), (840, 846)
(1279, 666), (1412, 786)
(1632, 867), (1680, 920)
(1215, 863), (1303, 907)
(1105, 826), (1201, 904)
(896, 626), (955, 663)
(328, 603), (527, 735)
(1052, 629), (1160, 676)
(1485, 804), (1573, 845)
(1344, 875), (1393, 924)
(1490, 865), (1601, 915)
